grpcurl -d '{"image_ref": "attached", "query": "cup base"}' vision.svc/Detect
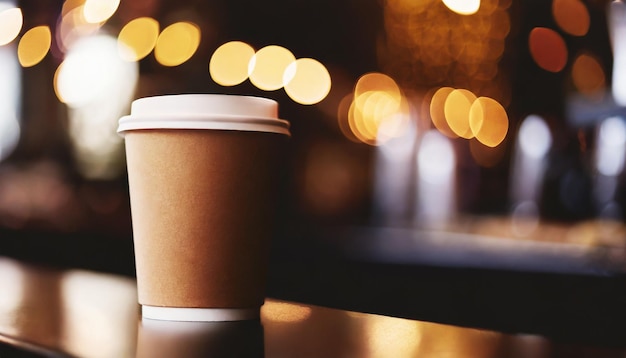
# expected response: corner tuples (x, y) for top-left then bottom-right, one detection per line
(142, 305), (260, 322)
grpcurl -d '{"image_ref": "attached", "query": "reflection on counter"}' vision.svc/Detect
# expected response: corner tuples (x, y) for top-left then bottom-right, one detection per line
(0, 258), (624, 357)
(137, 319), (264, 358)
(0, 256), (138, 358)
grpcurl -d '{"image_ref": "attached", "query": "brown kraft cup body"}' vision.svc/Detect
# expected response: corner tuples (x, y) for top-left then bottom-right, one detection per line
(125, 128), (285, 309)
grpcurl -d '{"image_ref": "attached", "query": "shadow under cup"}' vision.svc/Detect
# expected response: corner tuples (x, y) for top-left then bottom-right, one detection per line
(118, 94), (290, 321)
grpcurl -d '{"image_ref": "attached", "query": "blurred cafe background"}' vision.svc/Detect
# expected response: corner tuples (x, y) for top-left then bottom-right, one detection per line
(0, 0), (625, 285)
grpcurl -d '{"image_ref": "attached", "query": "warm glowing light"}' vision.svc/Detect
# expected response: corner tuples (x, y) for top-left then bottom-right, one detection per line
(338, 94), (360, 143)
(17, 26), (51, 67)
(469, 96), (508, 147)
(364, 315), (421, 357)
(261, 301), (312, 323)
(429, 87), (457, 138)
(529, 27), (568, 73)
(442, 0), (480, 15)
(0, 7), (23, 46)
(283, 58), (331, 105)
(57, 4), (101, 52)
(352, 91), (380, 142)
(444, 89), (476, 139)
(83, 0), (120, 24)
(351, 90), (409, 145)
(248, 45), (296, 91)
(552, 0), (589, 37)
(209, 41), (255, 86)
(572, 53), (605, 95)
(117, 17), (159, 61)
(382, 0), (509, 98)
(378, 95), (410, 140)
(347, 72), (409, 145)
(349, 98), (376, 145)
(354, 72), (401, 100)
(519, 115), (552, 159)
(367, 92), (396, 139)
(154, 21), (201, 67)
(62, 0), (86, 17)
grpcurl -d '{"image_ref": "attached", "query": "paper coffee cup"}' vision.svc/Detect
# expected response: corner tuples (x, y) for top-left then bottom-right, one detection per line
(119, 94), (289, 321)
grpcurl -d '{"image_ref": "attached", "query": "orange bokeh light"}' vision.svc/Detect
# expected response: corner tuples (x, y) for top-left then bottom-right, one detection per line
(552, 0), (590, 37)
(529, 27), (568, 73)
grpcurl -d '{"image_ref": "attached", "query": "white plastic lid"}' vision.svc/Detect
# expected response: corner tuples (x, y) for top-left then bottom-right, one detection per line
(118, 94), (290, 136)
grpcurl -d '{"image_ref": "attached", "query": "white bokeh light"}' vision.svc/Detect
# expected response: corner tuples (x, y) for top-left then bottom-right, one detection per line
(416, 129), (456, 227)
(418, 130), (455, 185)
(596, 116), (626, 176)
(609, 0), (626, 106)
(55, 34), (138, 179)
(0, 19), (21, 162)
(519, 115), (552, 159)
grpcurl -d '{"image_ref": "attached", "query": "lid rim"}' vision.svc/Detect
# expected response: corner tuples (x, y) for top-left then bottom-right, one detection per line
(117, 118), (290, 136)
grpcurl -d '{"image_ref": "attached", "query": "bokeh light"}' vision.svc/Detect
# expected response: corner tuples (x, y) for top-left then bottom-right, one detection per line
(209, 41), (255, 86)
(382, 0), (510, 103)
(283, 58), (331, 105)
(469, 96), (508, 147)
(154, 21), (201, 67)
(337, 93), (360, 143)
(552, 0), (589, 37)
(57, 3), (101, 52)
(55, 34), (138, 179)
(596, 116), (626, 177)
(345, 72), (411, 146)
(444, 88), (476, 139)
(62, 0), (86, 17)
(356, 91), (396, 139)
(429, 87), (458, 138)
(0, 7), (23, 46)
(442, 0), (481, 15)
(529, 27), (568, 73)
(571, 53), (605, 96)
(418, 130), (455, 185)
(117, 17), (159, 62)
(609, 0), (626, 106)
(518, 115), (552, 159)
(349, 92), (377, 144)
(0, 29), (21, 162)
(248, 45), (296, 91)
(83, 0), (120, 24)
(17, 26), (51, 67)
(354, 72), (401, 100)
(54, 35), (134, 107)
